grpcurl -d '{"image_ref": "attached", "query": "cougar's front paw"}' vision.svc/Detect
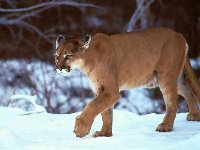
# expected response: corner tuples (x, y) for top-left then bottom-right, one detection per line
(156, 123), (173, 132)
(73, 115), (93, 138)
(93, 130), (112, 138)
(187, 113), (200, 121)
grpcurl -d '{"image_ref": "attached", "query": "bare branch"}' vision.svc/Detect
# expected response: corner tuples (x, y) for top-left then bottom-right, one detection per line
(0, 1), (105, 46)
(17, 5), (53, 20)
(0, 18), (52, 43)
(126, 0), (154, 32)
(0, 1), (105, 13)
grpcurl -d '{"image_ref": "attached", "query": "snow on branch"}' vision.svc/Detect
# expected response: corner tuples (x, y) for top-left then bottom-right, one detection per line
(126, 0), (154, 32)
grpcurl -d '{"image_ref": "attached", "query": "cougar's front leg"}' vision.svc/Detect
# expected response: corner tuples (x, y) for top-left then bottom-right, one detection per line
(74, 87), (119, 138)
(93, 107), (113, 137)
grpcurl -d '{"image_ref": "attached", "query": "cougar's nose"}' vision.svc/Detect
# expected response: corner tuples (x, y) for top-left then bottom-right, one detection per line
(56, 66), (62, 71)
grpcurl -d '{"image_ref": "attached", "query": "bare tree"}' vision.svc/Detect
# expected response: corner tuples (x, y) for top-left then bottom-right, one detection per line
(126, 0), (154, 32)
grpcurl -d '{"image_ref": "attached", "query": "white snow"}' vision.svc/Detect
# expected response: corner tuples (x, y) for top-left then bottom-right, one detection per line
(9, 94), (46, 113)
(0, 107), (200, 150)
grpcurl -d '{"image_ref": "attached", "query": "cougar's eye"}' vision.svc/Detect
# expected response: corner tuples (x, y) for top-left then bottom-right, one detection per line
(64, 54), (73, 60)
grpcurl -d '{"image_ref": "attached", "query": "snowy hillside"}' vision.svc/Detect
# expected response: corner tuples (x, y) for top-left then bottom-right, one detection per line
(0, 107), (200, 150)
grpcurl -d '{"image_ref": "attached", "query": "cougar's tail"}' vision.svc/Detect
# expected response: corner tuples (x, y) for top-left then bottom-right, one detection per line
(182, 54), (200, 102)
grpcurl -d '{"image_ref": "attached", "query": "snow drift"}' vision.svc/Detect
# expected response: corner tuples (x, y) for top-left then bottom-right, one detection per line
(0, 107), (200, 150)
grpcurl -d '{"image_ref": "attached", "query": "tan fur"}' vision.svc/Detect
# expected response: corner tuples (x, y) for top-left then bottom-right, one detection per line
(54, 27), (200, 138)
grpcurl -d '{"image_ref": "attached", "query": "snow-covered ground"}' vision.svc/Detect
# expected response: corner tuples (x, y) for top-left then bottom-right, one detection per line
(0, 107), (200, 150)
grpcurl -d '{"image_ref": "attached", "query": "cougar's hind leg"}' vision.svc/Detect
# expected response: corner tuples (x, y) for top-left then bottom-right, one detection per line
(93, 107), (113, 137)
(178, 75), (200, 121)
(156, 73), (178, 132)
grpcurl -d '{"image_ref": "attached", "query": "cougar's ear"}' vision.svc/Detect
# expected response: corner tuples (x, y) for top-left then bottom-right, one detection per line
(81, 35), (91, 49)
(56, 35), (66, 49)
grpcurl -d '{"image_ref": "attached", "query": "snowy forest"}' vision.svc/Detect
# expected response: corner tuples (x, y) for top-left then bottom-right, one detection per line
(1, 0), (200, 149)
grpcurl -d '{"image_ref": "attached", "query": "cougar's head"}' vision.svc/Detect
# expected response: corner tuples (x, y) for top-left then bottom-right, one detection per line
(54, 34), (91, 74)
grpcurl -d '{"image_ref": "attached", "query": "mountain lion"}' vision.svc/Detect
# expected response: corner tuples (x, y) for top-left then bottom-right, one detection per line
(54, 27), (200, 138)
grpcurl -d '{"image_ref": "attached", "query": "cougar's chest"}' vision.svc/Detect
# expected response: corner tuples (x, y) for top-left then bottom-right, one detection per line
(87, 77), (97, 94)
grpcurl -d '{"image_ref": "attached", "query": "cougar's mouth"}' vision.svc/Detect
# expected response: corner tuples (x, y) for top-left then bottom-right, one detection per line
(56, 66), (71, 74)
